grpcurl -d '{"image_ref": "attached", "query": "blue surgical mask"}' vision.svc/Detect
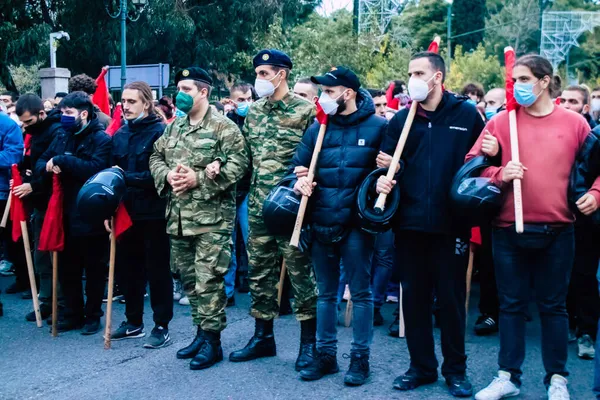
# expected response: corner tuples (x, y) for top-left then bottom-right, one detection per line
(236, 102), (251, 117)
(485, 106), (499, 121)
(60, 115), (77, 130)
(125, 111), (145, 126)
(514, 81), (540, 107)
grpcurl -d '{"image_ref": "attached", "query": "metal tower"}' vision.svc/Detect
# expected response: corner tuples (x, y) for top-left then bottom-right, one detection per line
(357, 0), (406, 35)
(540, 11), (600, 70)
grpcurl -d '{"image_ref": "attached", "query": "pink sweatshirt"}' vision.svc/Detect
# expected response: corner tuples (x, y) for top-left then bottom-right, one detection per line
(466, 105), (600, 227)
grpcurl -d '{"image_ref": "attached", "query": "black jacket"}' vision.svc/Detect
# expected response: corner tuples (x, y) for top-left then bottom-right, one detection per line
(570, 125), (600, 225)
(111, 114), (166, 221)
(381, 92), (485, 235)
(36, 117), (112, 236)
(290, 88), (387, 229)
(22, 109), (63, 211)
(227, 111), (251, 198)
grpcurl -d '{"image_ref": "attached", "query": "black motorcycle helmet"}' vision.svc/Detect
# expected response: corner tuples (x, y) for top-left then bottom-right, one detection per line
(449, 156), (503, 226)
(356, 166), (402, 235)
(262, 176), (302, 237)
(76, 167), (127, 224)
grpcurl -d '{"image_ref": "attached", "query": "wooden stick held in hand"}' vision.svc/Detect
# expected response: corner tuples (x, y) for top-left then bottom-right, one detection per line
(1, 193), (11, 228)
(104, 218), (117, 349)
(21, 221), (42, 327)
(465, 245), (474, 326)
(509, 111), (524, 233)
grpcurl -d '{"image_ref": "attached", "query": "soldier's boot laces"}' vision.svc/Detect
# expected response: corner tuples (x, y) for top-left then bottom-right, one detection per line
(229, 318), (276, 362)
(295, 318), (317, 371)
(176, 326), (205, 359)
(190, 330), (223, 370)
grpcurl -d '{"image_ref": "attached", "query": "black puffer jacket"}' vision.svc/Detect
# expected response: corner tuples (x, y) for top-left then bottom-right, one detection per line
(36, 117), (112, 236)
(22, 109), (63, 211)
(570, 125), (600, 224)
(111, 114), (167, 221)
(289, 89), (387, 229)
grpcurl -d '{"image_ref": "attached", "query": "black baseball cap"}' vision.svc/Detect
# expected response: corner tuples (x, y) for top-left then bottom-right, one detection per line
(311, 66), (361, 91)
(175, 67), (213, 86)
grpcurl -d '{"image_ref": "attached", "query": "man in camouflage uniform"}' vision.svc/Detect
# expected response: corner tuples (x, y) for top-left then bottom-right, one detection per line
(149, 67), (249, 370)
(229, 49), (318, 372)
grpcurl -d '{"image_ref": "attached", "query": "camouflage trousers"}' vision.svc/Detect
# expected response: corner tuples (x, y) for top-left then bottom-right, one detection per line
(170, 231), (232, 332)
(247, 214), (317, 321)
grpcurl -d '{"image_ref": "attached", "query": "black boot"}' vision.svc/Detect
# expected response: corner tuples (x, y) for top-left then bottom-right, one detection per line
(295, 318), (317, 371)
(229, 319), (276, 362)
(176, 326), (205, 359)
(190, 330), (223, 370)
(299, 350), (339, 381)
(344, 353), (370, 386)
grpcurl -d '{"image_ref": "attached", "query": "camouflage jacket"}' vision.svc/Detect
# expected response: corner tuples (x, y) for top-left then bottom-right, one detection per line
(149, 109), (249, 236)
(243, 91), (315, 218)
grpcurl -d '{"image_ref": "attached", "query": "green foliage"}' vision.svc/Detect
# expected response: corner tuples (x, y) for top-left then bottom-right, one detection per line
(446, 45), (504, 92)
(453, 0), (486, 53)
(398, 0), (448, 51)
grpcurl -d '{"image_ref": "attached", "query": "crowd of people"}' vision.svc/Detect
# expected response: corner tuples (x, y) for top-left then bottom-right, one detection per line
(1, 47), (600, 400)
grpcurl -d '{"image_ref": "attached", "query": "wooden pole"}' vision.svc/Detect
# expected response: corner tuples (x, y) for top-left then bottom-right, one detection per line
(290, 123), (327, 247)
(509, 110), (524, 234)
(104, 218), (116, 349)
(21, 221), (42, 327)
(344, 296), (353, 328)
(1, 193), (11, 228)
(51, 251), (58, 337)
(374, 101), (418, 213)
(465, 246), (475, 326)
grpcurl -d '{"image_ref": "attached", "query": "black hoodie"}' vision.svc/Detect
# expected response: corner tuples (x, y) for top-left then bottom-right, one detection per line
(111, 113), (167, 221)
(380, 91), (485, 235)
(290, 88), (388, 229)
(36, 117), (112, 236)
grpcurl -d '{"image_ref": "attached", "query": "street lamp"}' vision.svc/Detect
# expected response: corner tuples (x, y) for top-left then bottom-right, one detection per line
(105, 0), (148, 91)
(446, 0), (453, 71)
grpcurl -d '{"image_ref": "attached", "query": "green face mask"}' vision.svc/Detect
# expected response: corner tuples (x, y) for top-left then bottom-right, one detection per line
(176, 91), (194, 114)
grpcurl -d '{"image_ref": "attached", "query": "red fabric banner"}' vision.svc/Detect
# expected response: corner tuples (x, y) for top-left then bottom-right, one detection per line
(93, 68), (110, 116)
(504, 47), (518, 112)
(113, 203), (132, 241)
(9, 164), (27, 242)
(38, 174), (64, 252)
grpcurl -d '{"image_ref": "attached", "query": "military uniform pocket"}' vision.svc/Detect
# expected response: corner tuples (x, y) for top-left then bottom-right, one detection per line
(190, 190), (223, 225)
(191, 138), (217, 168)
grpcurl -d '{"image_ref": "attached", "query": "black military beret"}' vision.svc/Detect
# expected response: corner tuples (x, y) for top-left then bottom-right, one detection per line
(253, 49), (293, 69)
(174, 67), (213, 86)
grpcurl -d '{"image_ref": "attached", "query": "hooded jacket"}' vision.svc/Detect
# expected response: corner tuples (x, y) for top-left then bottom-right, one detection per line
(570, 125), (600, 224)
(290, 88), (387, 229)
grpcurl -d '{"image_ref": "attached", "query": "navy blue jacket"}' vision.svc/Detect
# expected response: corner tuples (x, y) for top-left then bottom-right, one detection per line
(36, 117), (112, 236)
(290, 89), (387, 229)
(0, 113), (24, 201)
(111, 114), (167, 221)
(381, 92), (485, 235)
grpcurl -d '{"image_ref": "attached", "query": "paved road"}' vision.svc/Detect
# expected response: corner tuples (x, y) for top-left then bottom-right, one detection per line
(0, 277), (595, 400)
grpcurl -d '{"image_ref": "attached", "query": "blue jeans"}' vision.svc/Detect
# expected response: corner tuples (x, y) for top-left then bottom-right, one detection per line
(312, 228), (374, 356)
(224, 195), (249, 299)
(493, 225), (574, 387)
(371, 231), (395, 309)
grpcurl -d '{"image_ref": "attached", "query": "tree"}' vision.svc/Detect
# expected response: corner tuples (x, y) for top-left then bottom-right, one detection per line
(484, 0), (540, 57)
(452, 0), (486, 53)
(398, 0), (448, 51)
(446, 44), (504, 92)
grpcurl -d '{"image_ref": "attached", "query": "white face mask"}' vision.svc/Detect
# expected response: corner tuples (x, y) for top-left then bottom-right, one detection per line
(254, 71), (282, 98)
(407, 74), (437, 102)
(318, 91), (345, 115)
(591, 98), (600, 113)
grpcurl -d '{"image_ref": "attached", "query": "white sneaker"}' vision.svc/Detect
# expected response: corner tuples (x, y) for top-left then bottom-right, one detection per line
(475, 371), (520, 400)
(548, 374), (569, 400)
(0, 259), (14, 276)
(172, 279), (182, 301)
(577, 334), (595, 359)
(386, 295), (399, 303)
(179, 296), (189, 306)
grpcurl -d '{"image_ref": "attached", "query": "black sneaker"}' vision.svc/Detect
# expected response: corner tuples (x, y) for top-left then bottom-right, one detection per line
(55, 318), (84, 333)
(81, 319), (101, 335)
(393, 370), (438, 391)
(5, 281), (28, 294)
(445, 375), (473, 397)
(474, 315), (498, 336)
(343, 353), (370, 386)
(143, 326), (171, 349)
(111, 321), (145, 341)
(299, 351), (339, 381)
(26, 303), (52, 322)
(388, 315), (400, 337)
(373, 308), (384, 326)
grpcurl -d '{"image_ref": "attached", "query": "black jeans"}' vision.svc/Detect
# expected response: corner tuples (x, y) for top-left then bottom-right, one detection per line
(493, 225), (574, 387)
(60, 234), (109, 322)
(396, 230), (469, 378)
(116, 219), (173, 327)
(477, 224), (499, 319)
(567, 222), (600, 338)
(312, 228), (374, 356)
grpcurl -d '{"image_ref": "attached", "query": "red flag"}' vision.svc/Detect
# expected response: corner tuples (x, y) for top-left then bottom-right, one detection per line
(428, 40), (439, 54)
(470, 227), (482, 247)
(315, 101), (328, 126)
(504, 47), (518, 113)
(9, 164), (27, 242)
(386, 82), (399, 110)
(23, 134), (32, 156)
(38, 174), (64, 252)
(93, 68), (111, 116)
(106, 104), (123, 136)
(113, 203), (132, 241)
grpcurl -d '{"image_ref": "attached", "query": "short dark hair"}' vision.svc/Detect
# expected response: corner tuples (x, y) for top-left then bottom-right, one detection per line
(563, 85), (590, 105)
(411, 52), (446, 83)
(271, 66), (291, 81)
(515, 54), (561, 97)
(392, 80), (406, 96)
(230, 82), (256, 98)
(1, 91), (19, 102)
(157, 96), (174, 119)
(368, 89), (386, 99)
(59, 91), (94, 117)
(55, 92), (68, 99)
(593, 87), (600, 93)
(15, 93), (44, 117)
(192, 80), (212, 97)
(462, 83), (484, 99)
(68, 74), (97, 95)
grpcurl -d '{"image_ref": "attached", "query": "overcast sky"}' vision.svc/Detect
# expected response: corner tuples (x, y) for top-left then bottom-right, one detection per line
(316, 0), (353, 16)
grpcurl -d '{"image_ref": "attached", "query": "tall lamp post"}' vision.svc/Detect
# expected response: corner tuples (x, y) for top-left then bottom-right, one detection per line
(446, 0), (453, 71)
(105, 0), (148, 91)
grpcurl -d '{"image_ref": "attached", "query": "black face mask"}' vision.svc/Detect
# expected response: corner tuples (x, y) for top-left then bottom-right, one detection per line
(25, 115), (44, 135)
